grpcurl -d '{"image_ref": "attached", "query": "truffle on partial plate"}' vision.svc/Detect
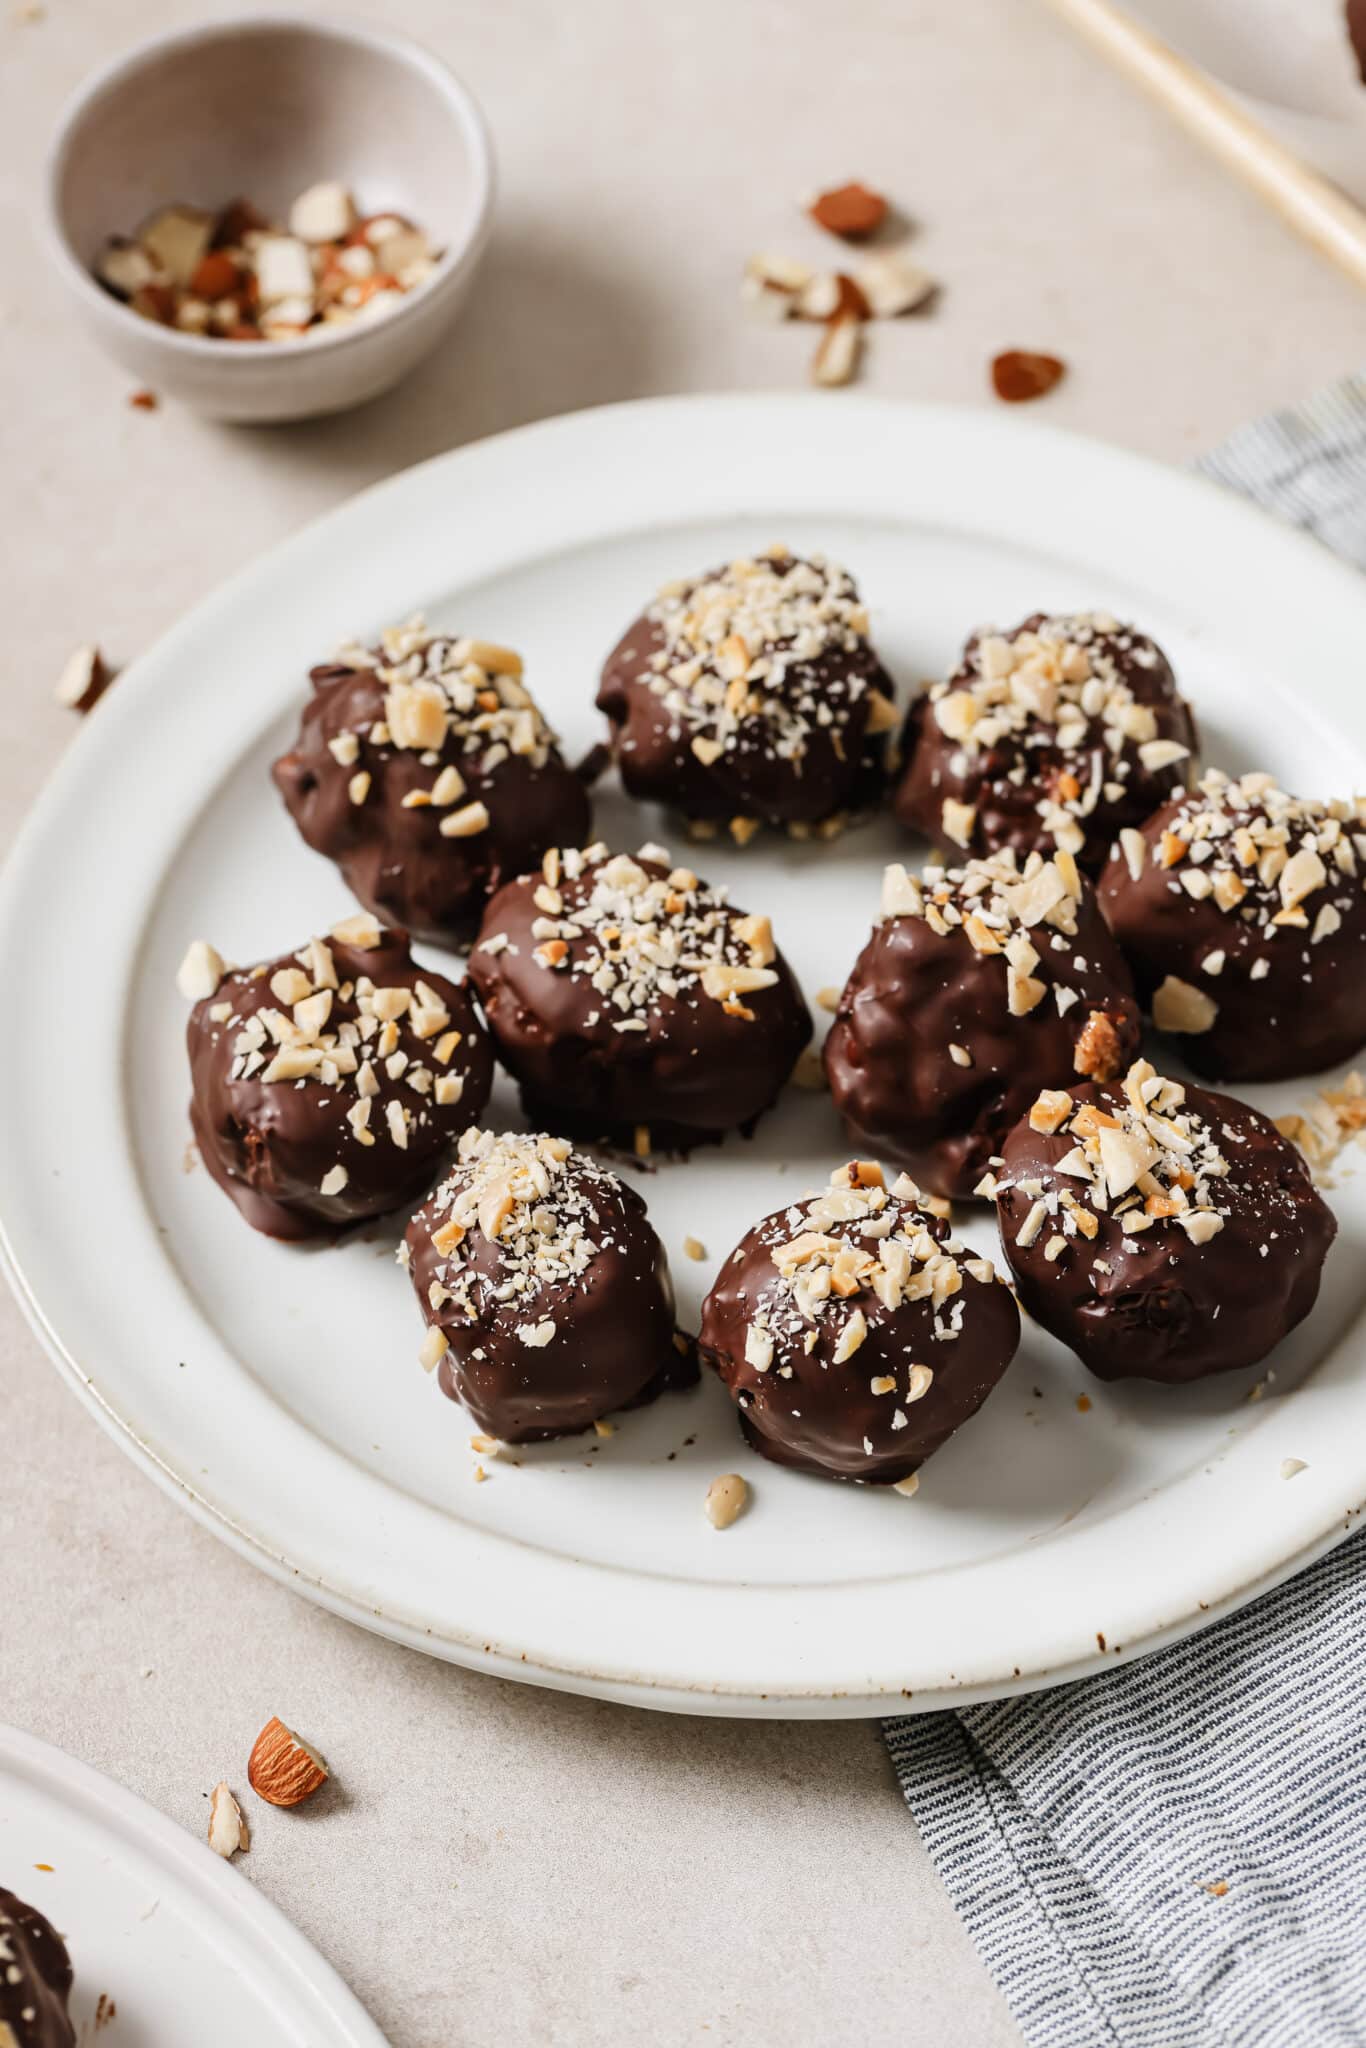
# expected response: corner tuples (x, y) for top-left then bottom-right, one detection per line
(182, 917), (492, 1241)
(894, 611), (1197, 871)
(993, 1060), (1336, 1384)
(0, 1888), (75, 2048)
(468, 842), (811, 1151)
(272, 617), (591, 948)
(699, 1160), (1020, 1485)
(405, 1127), (692, 1442)
(1097, 769), (1366, 1083)
(824, 848), (1141, 1199)
(596, 545), (898, 839)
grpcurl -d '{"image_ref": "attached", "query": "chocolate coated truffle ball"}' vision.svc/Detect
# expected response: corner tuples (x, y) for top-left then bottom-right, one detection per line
(0, 1889), (75, 2048)
(406, 1127), (691, 1442)
(596, 545), (897, 839)
(894, 611), (1197, 872)
(272, 618), (591, 948)
(700, 1160), (1020, 1485)
(1097, 769), (1366, 1083)
(994, 1060), (1336, 1384)
(468, 841), (811, 1152)
(183, 915), (493, 1241)
(824, 847), (1141, 1199)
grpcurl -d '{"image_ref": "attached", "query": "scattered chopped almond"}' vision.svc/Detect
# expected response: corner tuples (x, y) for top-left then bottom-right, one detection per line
(796, 270), (870, 322)
(740, 251), (813, 320)
(856, 251), (935, 317)
(991, 350), (1066, 403)
(207, 1782), (249, 1859)
(247, 1717), (329, 1807)
(55, 642), (112, 713)
(1275, 1070), (1366, 1175)
(811, 312), (863, 388)
(704, 1472), (750, 1529)
(808, 181), (888, 240)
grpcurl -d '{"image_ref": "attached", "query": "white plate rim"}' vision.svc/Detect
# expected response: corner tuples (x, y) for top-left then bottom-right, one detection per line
(0, 1722), (387, 2044)
(3, 392), (1364, 1717)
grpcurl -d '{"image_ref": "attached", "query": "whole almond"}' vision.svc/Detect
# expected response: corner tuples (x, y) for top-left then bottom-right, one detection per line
(248, 1716), (329, 1808)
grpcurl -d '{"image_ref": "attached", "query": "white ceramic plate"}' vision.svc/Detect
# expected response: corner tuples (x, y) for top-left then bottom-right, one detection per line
(3, 396), (1364, 1717)
(0, 1724), (384, 2044)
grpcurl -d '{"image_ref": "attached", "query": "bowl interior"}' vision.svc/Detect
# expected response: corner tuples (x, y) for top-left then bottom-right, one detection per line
(53, 19), (485, 280)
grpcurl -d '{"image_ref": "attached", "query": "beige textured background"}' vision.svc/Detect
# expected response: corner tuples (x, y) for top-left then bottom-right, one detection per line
(3, 2), (1362, 2042)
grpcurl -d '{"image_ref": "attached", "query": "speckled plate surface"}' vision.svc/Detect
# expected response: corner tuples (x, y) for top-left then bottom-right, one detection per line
(1, 395), (1363, 1716)
(0, 1724), (385, 2044)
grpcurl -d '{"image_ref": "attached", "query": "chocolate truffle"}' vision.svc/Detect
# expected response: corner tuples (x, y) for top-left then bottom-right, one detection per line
(182, 915), (493, 1241)
(0, 1889), (75, 2048)
(894, 611), (1197, 872)
(468, 842), (811, 1152)
(824, 848), (1141, 1200)
(699, 1160), (1020, 1485)
(596, 546), (898, 840)
(993, 1060), (1336, 1384)
(1098, 769), (1366, 1083)
(272, 618), (591, 948)
(405, 1127), (690, 1441)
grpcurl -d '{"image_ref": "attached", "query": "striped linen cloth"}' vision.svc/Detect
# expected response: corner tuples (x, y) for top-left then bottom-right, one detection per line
(885, 372), (1366, 2048)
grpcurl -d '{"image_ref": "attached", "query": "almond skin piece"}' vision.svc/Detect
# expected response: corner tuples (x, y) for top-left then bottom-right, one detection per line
(248, 1716), (329, 1807)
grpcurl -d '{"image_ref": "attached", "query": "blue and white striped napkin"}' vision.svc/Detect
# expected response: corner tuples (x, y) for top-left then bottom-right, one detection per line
(885, 372), (1366, 2048)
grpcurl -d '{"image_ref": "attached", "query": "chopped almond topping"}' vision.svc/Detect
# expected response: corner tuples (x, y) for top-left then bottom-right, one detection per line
(1073, 1009), (1124, 1081)
(1152, 975), (1218, 1036)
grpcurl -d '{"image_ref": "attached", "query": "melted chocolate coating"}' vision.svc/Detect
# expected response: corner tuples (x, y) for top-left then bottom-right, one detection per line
(273, 652), (590, 949)
(596, 553), (895, 828)
(187, 927), (493, 1241)
(468, 848), (811, 1149)
(825, 861), (1140, 1199)
(0, 1890), (75, 2048)
(1097, 776), (1366, 1083)
(699, 1169), (1020, 1483)
(894, 613), (1197, 872)
(1350, 0), (1366, 85)
(996, 1079), (1336, 1383)
(406, 1132), (691, 1441)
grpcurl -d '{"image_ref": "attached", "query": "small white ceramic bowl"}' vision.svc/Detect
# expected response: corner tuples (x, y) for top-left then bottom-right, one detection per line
(44, 15), (494, 423)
